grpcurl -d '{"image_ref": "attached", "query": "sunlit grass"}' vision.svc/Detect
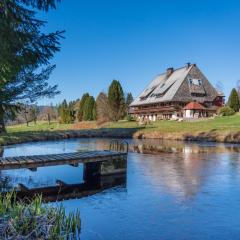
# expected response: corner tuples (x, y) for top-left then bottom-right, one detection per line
(7, 121), (72, 133)
(107, 114), (240, 133)
(1, 114), (240, 145)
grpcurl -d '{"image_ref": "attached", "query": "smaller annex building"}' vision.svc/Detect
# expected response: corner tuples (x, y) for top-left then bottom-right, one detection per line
(183, 102), (206, 118)
(130, 63), (224, 121)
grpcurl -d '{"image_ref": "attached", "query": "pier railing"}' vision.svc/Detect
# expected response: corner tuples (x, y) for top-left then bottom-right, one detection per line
(109, 140), (129, 153)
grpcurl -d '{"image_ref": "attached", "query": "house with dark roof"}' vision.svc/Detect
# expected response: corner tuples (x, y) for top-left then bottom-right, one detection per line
(130, 63), (224, 120)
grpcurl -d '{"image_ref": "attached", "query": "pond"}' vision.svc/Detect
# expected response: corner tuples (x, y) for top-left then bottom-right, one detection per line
(1, 138), (240, 240)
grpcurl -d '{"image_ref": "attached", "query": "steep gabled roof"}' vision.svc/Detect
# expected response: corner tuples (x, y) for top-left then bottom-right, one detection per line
(130, 65), (193, 106)
(130, 64), (219, 107)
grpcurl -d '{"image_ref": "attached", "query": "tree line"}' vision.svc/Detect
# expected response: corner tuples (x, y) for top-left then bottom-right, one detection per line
(58, 80), (133, 124)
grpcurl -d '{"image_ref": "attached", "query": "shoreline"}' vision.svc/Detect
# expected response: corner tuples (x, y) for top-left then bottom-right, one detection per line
(1, 128), (240, 147)
(132, 129), (240, 144)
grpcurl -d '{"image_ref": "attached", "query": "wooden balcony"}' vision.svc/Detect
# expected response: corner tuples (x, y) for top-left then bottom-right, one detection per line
(132, 106), (178, 114)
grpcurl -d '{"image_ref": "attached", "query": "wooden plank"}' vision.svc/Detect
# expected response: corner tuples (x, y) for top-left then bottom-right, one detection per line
(0, 150), (127, 171)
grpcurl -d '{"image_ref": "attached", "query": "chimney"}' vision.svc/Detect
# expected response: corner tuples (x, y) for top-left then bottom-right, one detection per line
(186, 62), (191, 69)
(166, 67), (174, 77)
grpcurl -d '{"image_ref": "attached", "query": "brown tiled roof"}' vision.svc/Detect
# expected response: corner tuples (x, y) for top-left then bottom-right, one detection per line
(183, 102), (205, 110)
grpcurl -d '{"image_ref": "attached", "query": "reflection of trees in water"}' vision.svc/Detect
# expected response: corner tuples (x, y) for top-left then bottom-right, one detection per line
(136, 152), (212, 200)
(0, 170), (53, 193)
(0, 174), (30, 192)
(0, 148), (12, 191)
(131, 139), (240, 154)
(0, 176), (13, 192)
(76, 139), (110, 152)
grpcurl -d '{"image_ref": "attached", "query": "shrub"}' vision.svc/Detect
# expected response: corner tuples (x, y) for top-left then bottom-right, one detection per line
(126, 115), (134, 121)
(218, 106), (235, 116)
(0, 191), (81, 239)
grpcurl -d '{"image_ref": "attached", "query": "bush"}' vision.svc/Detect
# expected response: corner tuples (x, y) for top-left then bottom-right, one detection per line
(218, 106), (235, 116)
(0, 191), (81, 239)
(126, 115), (134, 121)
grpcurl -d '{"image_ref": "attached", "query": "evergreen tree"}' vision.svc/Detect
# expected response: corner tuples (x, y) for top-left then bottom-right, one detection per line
(228, 88), (240, 112)
(58, 100), (67, 123)
(77, 93), (90, 121)
(0, 0), (63, 133)
(68, 100), (76, 122)
(58, 100), (74, 124)
(83, 96), (96, 121)
(126, 92), (133, 107)
(125, 92), (134, 119)
(108, 80), (126, 121)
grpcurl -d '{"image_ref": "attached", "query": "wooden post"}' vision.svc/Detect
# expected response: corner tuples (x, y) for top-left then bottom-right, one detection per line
(99, 155), (127, 176)
(83, 162), (101, 182)
(83, 155), (127, 180)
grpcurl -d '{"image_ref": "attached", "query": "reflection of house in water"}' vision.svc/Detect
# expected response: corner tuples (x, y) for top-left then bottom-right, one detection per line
(136, 152), (209, 199)
(131, 139), (240, 154)
(131, 140), (240, 199)
(131, 139), (240, 199)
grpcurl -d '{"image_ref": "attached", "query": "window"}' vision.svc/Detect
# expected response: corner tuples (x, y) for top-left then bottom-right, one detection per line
(188, 78), (202, 86)
(191, 92), (206, 97)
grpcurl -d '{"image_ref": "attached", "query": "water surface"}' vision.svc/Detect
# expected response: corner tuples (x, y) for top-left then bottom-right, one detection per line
(1, 139), (240, 240)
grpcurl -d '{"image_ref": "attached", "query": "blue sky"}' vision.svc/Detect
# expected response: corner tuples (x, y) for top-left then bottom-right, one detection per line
(39, 0), (240, 105)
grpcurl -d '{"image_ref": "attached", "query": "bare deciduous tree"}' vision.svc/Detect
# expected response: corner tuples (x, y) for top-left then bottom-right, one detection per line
(19, 105), (38, 126)
(236, 80), (240, 97)
(215, 80), (224, 93)
(96, 92), (112, 125)
(39, 106), (58, 125)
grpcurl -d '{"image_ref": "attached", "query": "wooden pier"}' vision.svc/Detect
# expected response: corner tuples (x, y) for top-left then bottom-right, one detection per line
(0, 150), (127, 171)
(0, 140), (128, 201)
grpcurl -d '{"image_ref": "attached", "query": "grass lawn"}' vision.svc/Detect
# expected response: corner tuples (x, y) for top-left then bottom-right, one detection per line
(0, 114), (240, 145)
(6, 121), (72, 133)
(0, 122), (72, 145)
(107, 114), (240, 133)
